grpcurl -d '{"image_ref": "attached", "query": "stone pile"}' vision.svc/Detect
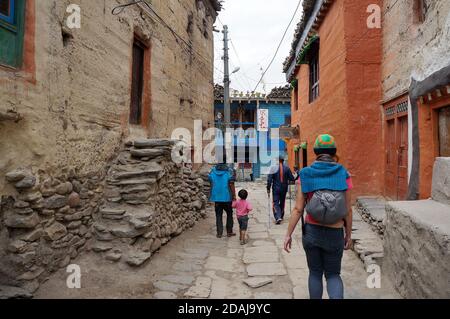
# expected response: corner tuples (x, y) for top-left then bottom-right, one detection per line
(90, 139), (208, 267)
(355, 197), (386, 237)
(0, 138), (208, 298)
(0, 167), (104, 295)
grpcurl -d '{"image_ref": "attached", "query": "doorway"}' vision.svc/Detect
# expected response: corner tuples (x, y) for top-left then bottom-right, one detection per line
(384, 99), (409, 200)
(130, 38), (145, 124)
(438, 105), (450, 157)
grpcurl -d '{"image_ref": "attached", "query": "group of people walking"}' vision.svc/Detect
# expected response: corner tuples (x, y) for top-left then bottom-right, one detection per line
(208, 134), (353, 299)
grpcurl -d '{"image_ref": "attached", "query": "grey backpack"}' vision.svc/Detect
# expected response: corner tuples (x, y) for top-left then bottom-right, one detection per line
(306, 190), (347, 225)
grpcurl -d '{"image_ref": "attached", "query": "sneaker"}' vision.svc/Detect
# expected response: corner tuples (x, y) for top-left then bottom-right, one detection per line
(276, 219), (282, 225)
(240, 240), (245, 245)
(227, 233), (237, 237)
(216, 234), (222, 238)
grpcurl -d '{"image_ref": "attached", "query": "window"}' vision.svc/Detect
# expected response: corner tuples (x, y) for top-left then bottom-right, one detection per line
(130, 38), (146, 124)
(294, 85), (299, 110)
(309, 41), (319, 103)
(0, 0), (14, 24)
(414, 0), (428, 23)
(0, 0), (25, 68)
(294, 150), (300, 169)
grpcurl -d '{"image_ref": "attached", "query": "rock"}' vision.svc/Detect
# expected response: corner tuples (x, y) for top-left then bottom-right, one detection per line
(17, 267), (45, 281)
(191, 200), (203, 210)
(243, 277), (273, 289)
(5, 170), (28, 182)
(160, 275), (195, 286)
(67, 221), (82, 229)
(41, 187), (56, 197)
(56, 182), (73, 195)
(117, 178), (157, 186)
(130, 149), (165, 159)
(21, 228), (44, 242)
(7, 240), (28, 253)
(68, 192), (81, 208)
(111, 226), (146, 238)
(100, 208), (126, 216)
(15, 176), (36, 189)
(134, 139), (174, 148)
(105, 250), (122, 262)
(4, 212), (40, 229)
(64, 212), (84, 222)
(44, 195), (68, 209)
(126, 251), (152, 266)
(19, 192), (42, 202)
(151, 238), (162, 252)
(0, 285), (33, 299)
(14, 200), (30, 209)
(44, 222), (67, 241)
(92, 242), (113, 253)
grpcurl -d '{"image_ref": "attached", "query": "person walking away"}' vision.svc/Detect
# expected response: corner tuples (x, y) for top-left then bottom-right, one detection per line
(209, 163), (237, 238)
(283, 134), (353, 299)
(232, 189), (253, 245)
(267, 157), (295, 224)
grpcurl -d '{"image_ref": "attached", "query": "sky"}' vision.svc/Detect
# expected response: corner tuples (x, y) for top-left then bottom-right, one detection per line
(213, 0), (304, 94)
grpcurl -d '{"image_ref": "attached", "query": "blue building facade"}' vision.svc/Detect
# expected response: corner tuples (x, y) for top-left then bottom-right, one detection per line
(214, 89), (291, 180)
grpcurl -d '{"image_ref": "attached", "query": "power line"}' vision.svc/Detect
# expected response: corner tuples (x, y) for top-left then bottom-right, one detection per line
(252, 0), (303, 93)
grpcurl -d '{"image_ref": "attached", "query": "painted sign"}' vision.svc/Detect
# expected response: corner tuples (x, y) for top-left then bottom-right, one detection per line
(257, 109), (269, 132)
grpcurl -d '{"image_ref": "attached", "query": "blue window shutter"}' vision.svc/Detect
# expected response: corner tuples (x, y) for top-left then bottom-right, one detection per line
(0, 0), (25, 68)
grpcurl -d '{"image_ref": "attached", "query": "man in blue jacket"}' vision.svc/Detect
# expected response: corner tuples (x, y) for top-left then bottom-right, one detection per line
(267, 157), (295, 224)
(209, 163), (237, 238)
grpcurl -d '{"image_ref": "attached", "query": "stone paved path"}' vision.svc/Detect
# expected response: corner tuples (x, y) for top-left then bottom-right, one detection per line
(35, 182), (400, 299)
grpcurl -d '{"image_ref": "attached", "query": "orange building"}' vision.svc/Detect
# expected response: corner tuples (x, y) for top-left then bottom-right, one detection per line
(283, 0), (384, 198)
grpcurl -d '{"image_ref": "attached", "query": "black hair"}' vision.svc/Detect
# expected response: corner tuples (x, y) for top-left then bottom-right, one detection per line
(238, 189), (248, 200)
(314, 148), (337, 156)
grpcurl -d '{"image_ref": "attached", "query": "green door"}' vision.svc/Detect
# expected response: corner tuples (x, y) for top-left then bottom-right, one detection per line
(0, 0), (26, 68)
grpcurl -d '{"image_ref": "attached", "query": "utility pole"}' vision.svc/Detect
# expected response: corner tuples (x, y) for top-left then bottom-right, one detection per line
(223, 25), (230, 129)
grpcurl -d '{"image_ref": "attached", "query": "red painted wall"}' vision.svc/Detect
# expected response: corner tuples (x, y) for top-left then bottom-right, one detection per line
(288, 0), (384, 198)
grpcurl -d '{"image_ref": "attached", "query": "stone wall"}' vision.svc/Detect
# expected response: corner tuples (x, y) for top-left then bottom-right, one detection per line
(0, 139), (208, 296)
(0, 0), (218, 193)
(90, 139), (207, 266)
(383, 200), (450, 298)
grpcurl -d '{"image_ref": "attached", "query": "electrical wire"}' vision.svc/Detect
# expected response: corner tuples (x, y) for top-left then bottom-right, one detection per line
(252, 0), (302, 94)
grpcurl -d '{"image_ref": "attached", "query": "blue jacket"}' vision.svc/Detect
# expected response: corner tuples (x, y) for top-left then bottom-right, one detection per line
(267, 163), (295, 194)
(209, 164), (234, 203)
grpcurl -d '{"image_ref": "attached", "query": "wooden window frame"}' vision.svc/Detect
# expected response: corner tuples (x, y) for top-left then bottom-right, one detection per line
(0, 0), (15, 25)
(309, 41), (320, 104)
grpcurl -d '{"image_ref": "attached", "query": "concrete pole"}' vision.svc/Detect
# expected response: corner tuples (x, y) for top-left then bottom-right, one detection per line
(223, 25), (230, 128)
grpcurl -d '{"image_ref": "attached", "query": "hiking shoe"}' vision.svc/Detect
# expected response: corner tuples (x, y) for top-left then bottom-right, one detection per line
(227, 233), (237, 237)
(276, 219), (282, 225)
(216, 234), (223, 238)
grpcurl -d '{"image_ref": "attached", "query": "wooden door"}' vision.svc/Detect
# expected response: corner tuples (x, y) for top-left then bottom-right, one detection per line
(397, 115), (409, 199)
(384, 99), (409, 200)
(385, 119), (396, 199)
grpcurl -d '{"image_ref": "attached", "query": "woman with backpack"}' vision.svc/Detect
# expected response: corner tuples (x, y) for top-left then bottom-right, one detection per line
(284, 134), (353, 299)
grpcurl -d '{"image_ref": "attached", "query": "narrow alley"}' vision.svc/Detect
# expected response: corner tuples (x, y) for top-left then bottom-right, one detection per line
(34, 182), (399, 299)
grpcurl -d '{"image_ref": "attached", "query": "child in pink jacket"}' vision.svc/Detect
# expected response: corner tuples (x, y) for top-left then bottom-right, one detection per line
(232, 189), (253, 245)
